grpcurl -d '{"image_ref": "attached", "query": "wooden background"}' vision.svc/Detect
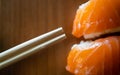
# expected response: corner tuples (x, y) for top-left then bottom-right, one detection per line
(0, 0), (87, 75)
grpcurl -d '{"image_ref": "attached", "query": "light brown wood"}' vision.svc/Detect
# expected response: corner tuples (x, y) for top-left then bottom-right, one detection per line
(0, 0), (87, 75)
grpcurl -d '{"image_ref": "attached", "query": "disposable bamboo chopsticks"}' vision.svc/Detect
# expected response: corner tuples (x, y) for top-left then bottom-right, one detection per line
(0, 27), (66, 69)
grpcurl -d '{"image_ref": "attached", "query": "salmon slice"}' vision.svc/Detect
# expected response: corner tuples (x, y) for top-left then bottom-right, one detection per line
(72, 0), (120, 39)
(66, 36), (120, 75)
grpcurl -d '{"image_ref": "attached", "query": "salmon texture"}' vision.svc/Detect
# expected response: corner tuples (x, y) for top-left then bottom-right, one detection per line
(72, 0), (120, 39)
(66, 36), (120, 75)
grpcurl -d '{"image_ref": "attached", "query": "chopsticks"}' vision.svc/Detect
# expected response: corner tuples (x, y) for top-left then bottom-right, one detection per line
(0, 27), (66, 69)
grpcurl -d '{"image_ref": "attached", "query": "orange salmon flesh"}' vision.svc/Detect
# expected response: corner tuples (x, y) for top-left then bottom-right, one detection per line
(72, 0), (120, 39)
(66, 36), (120, 75)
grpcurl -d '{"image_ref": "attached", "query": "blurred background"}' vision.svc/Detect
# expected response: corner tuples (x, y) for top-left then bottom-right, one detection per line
(0, 0), (87, 75)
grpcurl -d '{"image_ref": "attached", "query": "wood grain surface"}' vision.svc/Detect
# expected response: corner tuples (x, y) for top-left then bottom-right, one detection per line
(0, 0), (87, 75)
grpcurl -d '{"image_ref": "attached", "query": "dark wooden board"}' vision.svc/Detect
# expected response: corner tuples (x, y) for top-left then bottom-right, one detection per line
(0, 0), (87, 75)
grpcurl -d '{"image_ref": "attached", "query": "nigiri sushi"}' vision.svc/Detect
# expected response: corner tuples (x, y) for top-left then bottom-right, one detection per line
(66, 36), (120, 75)
(72, 0), (120, 39)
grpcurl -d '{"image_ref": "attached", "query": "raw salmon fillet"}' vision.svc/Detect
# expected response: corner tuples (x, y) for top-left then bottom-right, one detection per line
(72, 0), (120, 39)
(66, 36), (120, 75)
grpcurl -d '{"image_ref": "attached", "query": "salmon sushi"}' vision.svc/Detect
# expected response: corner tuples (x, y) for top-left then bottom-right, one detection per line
(66, 36), (120, 75)
(72, 0), (120, 39)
